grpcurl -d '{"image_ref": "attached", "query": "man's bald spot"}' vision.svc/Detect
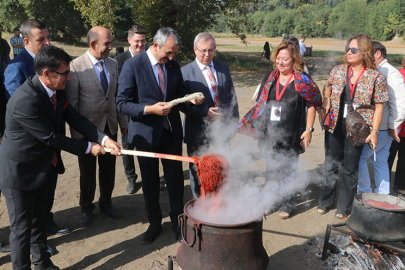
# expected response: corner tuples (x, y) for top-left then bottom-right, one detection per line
(87, 26), (111, 45)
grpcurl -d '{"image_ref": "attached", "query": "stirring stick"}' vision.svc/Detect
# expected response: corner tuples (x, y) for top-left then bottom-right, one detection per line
(104, 148), (196, 163)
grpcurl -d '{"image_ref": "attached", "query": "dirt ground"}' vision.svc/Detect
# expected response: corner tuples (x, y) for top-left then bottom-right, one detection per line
(0, 36), (402, 269)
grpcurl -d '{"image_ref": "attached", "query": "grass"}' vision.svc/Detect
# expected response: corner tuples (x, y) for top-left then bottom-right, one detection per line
(215, 51), (272, 72)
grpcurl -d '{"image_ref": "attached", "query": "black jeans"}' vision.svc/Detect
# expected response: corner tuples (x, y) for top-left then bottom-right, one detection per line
(388, 138), (405, 189)
(318, 122), (363, 215)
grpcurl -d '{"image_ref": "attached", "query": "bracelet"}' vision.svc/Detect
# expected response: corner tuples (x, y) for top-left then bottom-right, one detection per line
(372, 128), (379, 133)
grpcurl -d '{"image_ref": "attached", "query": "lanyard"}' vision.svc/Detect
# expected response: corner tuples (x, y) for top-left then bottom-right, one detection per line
(348, 66), (365, 100)
(276, 74), (294, 101)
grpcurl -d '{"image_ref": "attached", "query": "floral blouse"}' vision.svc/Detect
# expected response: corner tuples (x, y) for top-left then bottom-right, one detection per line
(324, 64), (388, 133)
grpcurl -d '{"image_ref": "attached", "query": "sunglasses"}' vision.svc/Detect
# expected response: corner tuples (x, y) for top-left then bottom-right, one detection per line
(345, 46), (361, 54)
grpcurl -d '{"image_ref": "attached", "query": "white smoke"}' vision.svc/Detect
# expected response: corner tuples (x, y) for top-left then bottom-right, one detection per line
(187, 114), (325, 225)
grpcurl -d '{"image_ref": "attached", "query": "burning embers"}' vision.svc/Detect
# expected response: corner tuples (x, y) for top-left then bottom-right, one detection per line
(311, 234), (405, 269)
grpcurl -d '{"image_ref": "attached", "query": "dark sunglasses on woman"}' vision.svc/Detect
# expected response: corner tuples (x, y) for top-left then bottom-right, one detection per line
(345, 46), (360, 54)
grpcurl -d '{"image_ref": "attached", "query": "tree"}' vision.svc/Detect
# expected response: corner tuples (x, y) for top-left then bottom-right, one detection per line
(0, 0), (87, 44)
(133, 0), (258, 58)
(70, 0), (120, 32)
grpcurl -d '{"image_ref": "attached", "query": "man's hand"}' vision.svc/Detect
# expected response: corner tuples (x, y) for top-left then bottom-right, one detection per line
(121, 128), (128, 134)
(190, 96), (205, 105)
(104, 138), (123, 156)
(145, 102), (173, 116)
(389, 128), (400, 143)
(90, 142), (105, 156)
(206, 107), (223, 120)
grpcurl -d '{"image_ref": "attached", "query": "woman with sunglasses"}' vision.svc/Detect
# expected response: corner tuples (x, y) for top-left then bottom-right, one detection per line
(238, 41), (322, 219)
(317, 34), (388, 219)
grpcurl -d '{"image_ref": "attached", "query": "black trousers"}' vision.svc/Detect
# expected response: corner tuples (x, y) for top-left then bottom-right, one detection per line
(388, 138), (405, 189)
(79, 125), (117, 213)
(187, 144), (201, 199)
(318, 122), (363, 215)
(136, 128), (184, 231)
(121, 132), (137, 183)
(46, 170), (58, 224)
(2, 168), (57, 270)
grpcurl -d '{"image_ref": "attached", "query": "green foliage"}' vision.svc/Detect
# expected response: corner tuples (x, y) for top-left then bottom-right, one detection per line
(0, 0), (87, 44)
(211, 0), (405, 41)
(70, 0), (120, 32)
(133, 0), (258, 58)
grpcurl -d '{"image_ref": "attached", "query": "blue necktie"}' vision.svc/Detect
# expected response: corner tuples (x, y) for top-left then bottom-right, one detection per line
(96, 61), (108, 94)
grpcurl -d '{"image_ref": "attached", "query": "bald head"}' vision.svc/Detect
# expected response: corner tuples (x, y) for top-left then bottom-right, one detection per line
(87, 26), (113, 60)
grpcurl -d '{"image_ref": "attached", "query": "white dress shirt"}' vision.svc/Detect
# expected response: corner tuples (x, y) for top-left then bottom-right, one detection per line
(26, 48), (36, 59)
(39, 78), (107, 153)
(195, 59), (218, 102)
(377, 59), (405, 130)
(87, 50), (110, 85)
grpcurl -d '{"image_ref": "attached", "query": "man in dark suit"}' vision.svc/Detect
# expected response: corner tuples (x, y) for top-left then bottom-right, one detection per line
(0, 45), (122, 270)
(114, 25), (146, 194)
(181, 32), (239, 198)
(3, 19), (70, 236)
(116, 27), (203, 244)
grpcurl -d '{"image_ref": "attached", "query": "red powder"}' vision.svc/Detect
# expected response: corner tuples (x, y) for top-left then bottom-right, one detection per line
(192, 154), (229, 196)
(363, 200), (404, 210)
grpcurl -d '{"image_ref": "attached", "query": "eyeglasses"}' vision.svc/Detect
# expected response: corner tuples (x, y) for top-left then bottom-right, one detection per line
(50, 70), (70, 78)
(196, 47), (215, 55)
(345, 46), (361, 54)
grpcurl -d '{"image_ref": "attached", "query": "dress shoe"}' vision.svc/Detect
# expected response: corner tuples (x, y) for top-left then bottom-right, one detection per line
(175, 227), (183, 243)
(46, 222), (70, 235)
(0, 242), (10, 253)
(81, 212), (93, 227)
(142, 225), (162, 245)
(46, 244), (58, 256)
(100, 206), (120, 219)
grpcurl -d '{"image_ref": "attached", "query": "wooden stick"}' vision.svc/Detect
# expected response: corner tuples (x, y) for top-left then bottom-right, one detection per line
(104, 148), (196, 163)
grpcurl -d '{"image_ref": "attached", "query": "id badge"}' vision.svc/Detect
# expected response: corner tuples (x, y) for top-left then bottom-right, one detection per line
(270, 102), (281, 121)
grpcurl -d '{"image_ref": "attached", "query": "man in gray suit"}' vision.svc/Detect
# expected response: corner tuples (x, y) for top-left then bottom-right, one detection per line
(181, 32), (239, 198)
(114, 25), (146, 194)
(66, 26), (128, 226)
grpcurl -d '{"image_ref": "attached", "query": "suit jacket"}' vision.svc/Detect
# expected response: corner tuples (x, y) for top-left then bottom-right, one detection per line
(181, 59), (239, 145)
(0, 76), (106, 190)
(66, 52), (128, 138)
(0, 75), (6, 137)
(4, 48), (35, 99)
(114, 49), (132, 74)
(116, 50), (190, 148)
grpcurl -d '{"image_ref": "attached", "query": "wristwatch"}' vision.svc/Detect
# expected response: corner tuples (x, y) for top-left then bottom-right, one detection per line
(306, 127), (314, 132)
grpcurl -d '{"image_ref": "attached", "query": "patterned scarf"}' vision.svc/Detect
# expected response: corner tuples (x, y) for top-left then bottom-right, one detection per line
(237, 69), (323, 139)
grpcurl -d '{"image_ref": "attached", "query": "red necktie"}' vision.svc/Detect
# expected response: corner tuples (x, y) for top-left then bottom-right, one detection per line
(206, 65), (219, 107)
(50, 93), (58, 166)
(157, 64), (170, 130)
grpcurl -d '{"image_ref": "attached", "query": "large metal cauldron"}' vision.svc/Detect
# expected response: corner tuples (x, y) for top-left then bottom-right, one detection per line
(175, 199), (269, 270)
(346, 193), (405, 241)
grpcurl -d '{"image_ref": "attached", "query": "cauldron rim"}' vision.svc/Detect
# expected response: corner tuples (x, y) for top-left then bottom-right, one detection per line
(183, 199), (261, 228)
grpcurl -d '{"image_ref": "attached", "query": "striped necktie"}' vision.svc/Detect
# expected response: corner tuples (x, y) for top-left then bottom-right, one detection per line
(96, 61), (108, 94)
(206, 65), (219, 107)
